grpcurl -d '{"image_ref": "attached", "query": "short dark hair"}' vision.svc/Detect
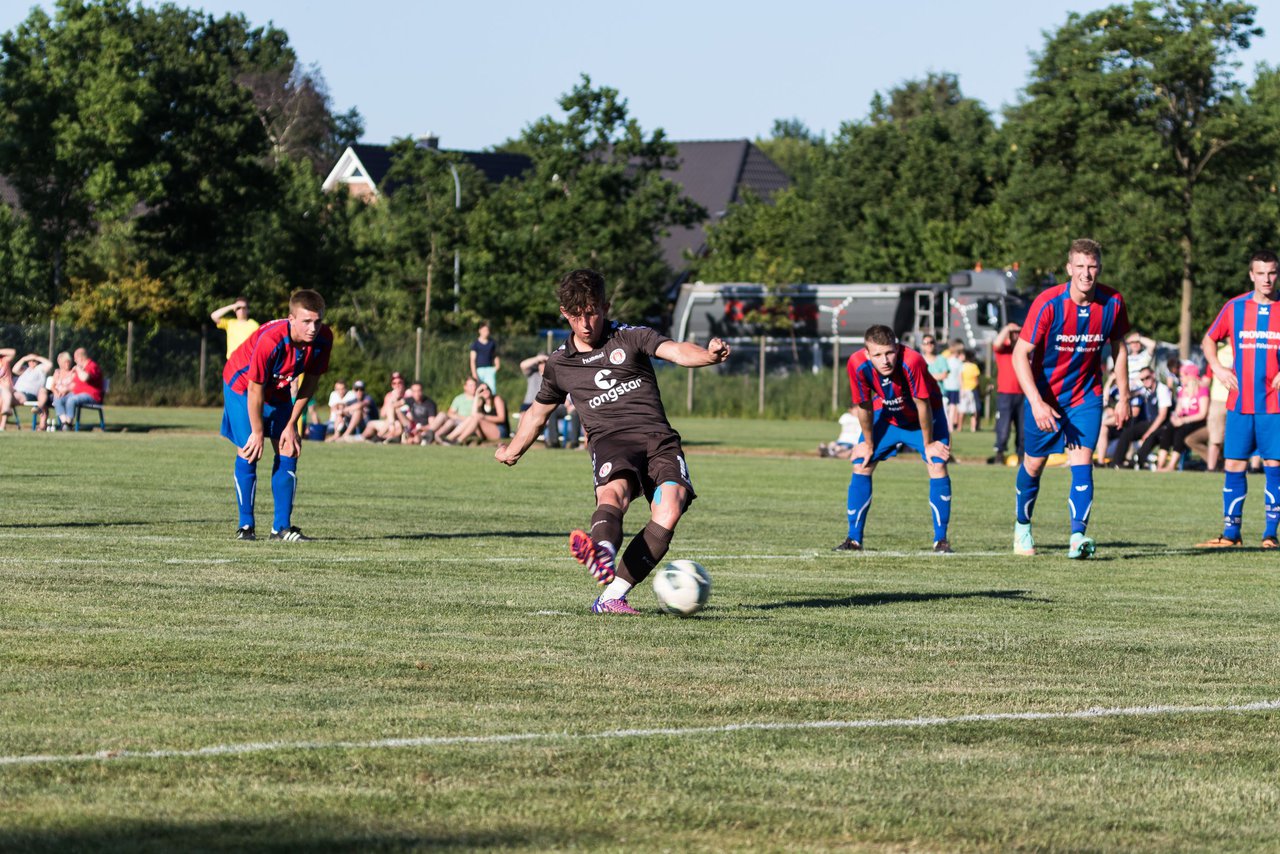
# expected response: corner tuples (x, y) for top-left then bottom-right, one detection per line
(1068, 238), (1102, 262)
(558, 269), (607, 315)
(1249, 250), (1278, 267)
(290, 289), (325, 314)
(864, 325), (897, 346)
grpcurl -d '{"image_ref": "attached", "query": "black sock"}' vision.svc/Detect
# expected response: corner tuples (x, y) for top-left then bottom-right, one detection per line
(618, 521), (674, 585)
(590, 505), (624, 553)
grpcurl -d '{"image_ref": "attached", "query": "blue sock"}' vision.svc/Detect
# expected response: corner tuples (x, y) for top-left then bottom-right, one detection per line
(846, 472), (872, 544)
(272, 454), (298, 533)
(233, 456), (257, 528)
(1068, 464), (1093, 535)
(1015, 465), (1040, 525)
(1264, 468), (1280, 540)
(929, 475), (952, 542)
(1223, 470), (1247, 541)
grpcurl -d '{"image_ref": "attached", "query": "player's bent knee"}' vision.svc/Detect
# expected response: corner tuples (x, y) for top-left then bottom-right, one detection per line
(926, 462), (948, 478)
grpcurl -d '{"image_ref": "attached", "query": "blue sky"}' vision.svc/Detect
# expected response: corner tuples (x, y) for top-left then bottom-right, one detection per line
(3, 0), (1277, 150)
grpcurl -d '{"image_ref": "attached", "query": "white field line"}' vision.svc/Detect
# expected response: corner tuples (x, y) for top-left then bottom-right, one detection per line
(3, 699), (1277, 768)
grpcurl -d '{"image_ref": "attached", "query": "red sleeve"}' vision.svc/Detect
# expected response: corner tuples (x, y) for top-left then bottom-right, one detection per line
(1024, 294), (1055, 348)
(1206, 303), (1232, 342)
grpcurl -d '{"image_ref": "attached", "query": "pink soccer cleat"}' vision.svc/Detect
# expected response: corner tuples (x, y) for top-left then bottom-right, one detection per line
(590, 596), (640, 615)
(569, 529), (616, 584)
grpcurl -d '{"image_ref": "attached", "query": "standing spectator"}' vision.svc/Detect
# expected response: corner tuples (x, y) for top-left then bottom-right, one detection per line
(12, 353), (53, 431)
(210, 297), (260, 358)
(989, 323), (1025, 464)
(470, 322), (500, 400)
(53, 347), (105, 430)
(1162, 363), (1209, 471)
(957, 348), (981, 432)
(943, 338), (965, 431)
(1011, 237), (1131, 560)
(403, 382), (438, 444)
(1196, 250), (1280, 548)
(921, 335), (948, 387)
(220, 289), (331, 542)
(0, 348), (13, 430)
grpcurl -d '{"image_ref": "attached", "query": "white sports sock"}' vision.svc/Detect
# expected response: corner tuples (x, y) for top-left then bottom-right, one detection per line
(599, 577), (633, 602)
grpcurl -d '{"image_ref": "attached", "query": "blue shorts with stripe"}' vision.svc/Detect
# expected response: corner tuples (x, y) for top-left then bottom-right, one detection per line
(1224, 410), (1280, 461)
(1023, 398), (1102, 457)
(852, 409), (950, 465)
(221, 382), (293, 448)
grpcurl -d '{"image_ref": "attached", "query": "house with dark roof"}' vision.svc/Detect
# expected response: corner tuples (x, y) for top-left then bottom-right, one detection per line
(322, 137), (790, 273)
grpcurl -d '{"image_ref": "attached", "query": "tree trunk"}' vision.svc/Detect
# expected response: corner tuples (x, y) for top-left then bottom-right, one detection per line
(1178, 177), (1194, 359)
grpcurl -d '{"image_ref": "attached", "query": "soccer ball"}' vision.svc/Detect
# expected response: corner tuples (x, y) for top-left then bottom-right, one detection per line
(652, 559), (711, 616)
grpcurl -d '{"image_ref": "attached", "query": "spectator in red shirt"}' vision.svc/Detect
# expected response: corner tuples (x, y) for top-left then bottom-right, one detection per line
(52, 347), (104, 429)
(987, 323), (1024, 464)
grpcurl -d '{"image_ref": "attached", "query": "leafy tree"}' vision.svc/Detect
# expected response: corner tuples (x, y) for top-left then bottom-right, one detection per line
(999, 1), (1268, 353)
(756, 118), (826, 194)
(466, 75), (704, 331)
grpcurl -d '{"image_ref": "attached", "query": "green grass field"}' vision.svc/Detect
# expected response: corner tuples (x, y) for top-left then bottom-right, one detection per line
(3, 409), (1279, 851)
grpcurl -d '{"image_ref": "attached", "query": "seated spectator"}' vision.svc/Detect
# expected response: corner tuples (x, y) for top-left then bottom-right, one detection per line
(0, 347), (13, 430)
(333, 380), (376, 440)
(361, 372), (410, 442)
(326, 380), (356, 436)
(11, 353), (53, 431)
(403, 381), (438, 444)
(1161, 363), (1209, 471)
(49, 351), (75, 431)
(441, 382), (508, 445)
(820, 407), (863, 459)
(426, 377), (477, 441)
(545, 396), (581, 449)
(1111, 368), (1170, 468)
(52, 347), (104, 430)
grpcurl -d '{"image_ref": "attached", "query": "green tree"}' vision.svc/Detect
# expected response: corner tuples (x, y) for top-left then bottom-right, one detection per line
(466, 75), (704, 331)
(999, 1), (1268, 353)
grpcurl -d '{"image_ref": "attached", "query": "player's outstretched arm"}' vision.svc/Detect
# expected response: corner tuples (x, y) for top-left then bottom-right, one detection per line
(655, 338), (730, 368)
(496, 400), (557, 467)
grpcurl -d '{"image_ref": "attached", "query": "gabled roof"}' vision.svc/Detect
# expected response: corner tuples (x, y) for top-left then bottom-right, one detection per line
(658, 140), (790, 272)
(321, 143), (532, 198)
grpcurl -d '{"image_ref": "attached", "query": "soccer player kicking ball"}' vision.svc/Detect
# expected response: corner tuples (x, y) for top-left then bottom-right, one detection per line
(495, 269), (729, 615)
(1197, 250), (1280, 549)
(835, 325), (953, 553)
(221, 289), (332, 542)
(1011, 238), (1130, 558)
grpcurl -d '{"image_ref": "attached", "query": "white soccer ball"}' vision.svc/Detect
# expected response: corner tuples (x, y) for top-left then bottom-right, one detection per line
(652, 559), (711, 616)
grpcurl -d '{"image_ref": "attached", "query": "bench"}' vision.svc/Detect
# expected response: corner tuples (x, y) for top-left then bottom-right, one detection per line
(74, 402), (106, 432)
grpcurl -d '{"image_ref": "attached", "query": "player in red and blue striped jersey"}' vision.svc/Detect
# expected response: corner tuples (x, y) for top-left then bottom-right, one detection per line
(1011, 238), (1131, 559)
(836, 325), (953, 553)
(221, 289), (332, 542)
(1197, 250), (1280, 548)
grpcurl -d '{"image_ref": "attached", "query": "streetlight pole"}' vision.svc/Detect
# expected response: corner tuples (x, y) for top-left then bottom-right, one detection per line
(418, 136), (462, 314)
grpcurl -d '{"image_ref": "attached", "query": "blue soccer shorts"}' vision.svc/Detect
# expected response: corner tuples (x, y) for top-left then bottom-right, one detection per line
(221, 382), (293, 448)
(1224, 410), (1280, 461)
(852, 408), (951, 465)
(1023, 398), (1102, 458)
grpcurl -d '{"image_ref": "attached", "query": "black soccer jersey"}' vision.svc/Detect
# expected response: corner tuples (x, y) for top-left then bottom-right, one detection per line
(537, 322), (675, 443)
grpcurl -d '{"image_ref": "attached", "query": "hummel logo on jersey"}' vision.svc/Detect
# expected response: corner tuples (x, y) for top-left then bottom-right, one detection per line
(1074, 485), (1089, 492)
(594, 369), (617, 390)
(581, 352), (605, 364)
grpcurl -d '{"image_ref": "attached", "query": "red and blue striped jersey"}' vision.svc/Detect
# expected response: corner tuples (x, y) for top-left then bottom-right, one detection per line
(223, 318), (333, 404)
(1023, 283), (1130, 408)
(847, 345), (943, 430)
(1205, 293), (1280, 414)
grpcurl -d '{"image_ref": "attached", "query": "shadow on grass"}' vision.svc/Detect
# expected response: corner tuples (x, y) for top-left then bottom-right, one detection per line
(0, 821), (601, 852)
(754, 589), (1050, 610)
(382, 530), (563, 541)
(0, 520), (151, 529)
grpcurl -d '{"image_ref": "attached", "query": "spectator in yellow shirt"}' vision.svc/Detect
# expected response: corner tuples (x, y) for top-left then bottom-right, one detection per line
(958, 348), (982, 432)
(211, 297), (260, 357)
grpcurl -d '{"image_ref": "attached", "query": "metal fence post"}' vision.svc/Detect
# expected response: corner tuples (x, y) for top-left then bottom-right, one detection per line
(758, 336), (766, 415)
(47, 318), (55, 363)
(199, 328), (207, 392)
(125, 321), (134, 386)
(686, 367), (694, 413)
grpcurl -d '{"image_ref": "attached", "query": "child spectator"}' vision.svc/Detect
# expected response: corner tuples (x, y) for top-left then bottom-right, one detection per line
(958, 348), (981, 432)
(819, 407), (863, 459)
(470, 322), (500, 399)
